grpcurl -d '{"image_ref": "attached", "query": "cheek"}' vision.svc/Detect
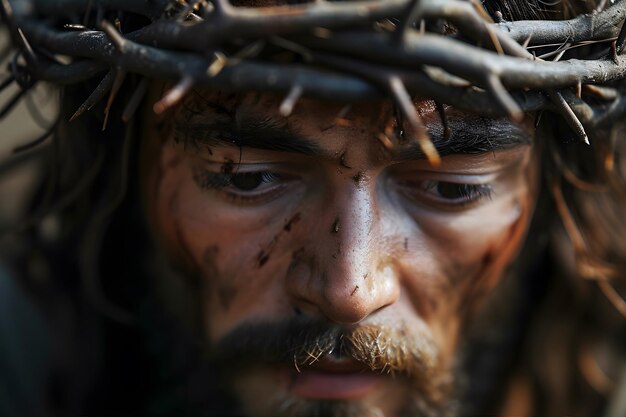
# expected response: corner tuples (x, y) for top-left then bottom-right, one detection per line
(402, 179), (533, 314)
(148, 147), (305, 341)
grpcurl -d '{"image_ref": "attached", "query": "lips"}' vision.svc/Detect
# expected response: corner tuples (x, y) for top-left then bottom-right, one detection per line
(289, 355), (384, 400)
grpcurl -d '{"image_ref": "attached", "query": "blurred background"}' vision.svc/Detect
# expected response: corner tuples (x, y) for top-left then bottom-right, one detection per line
(0, 26), (58, 232)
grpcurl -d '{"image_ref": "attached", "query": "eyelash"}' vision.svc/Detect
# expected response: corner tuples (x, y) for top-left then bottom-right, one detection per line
(400, 180), (494, 207)
(192, 168), (286, 203)
(425, 181), (492, 200)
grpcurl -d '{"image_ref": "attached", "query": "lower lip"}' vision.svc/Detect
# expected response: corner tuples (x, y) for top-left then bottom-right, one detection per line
(290, 370), (383, 400)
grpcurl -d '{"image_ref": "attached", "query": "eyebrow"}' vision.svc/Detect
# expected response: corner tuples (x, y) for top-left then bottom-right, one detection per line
(176, 115), (328, 157)
(391, 117), (532, 161)
(176, 113), (531, 160)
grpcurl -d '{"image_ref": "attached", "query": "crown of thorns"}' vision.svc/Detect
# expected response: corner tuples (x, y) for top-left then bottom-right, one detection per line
(2, 0), (626, 164)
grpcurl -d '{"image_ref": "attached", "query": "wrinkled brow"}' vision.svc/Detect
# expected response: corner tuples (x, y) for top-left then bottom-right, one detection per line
(174, 108), (531, 160)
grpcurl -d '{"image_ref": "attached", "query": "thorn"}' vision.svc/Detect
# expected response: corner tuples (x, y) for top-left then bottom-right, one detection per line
(377, 133), (394, 150)
(576, 81), (582, 99)
(70, 70), (116, 122)
(207, 51), (227, 77)
(153, 76), (194, 114)
(553, 43), (569, 62)
(469, 0), (494, 23)
(484, 73), (523, 122)
(100, 20), (127, 52)
(293, 354), (301, 373)
(122, 78), (149, 122)
(102, 70), (127, 131)
(598, 280), (626, 318)
(17, 28), (37, 63)
(388, 76), (440, 166)
(279, 85), (303, 117)
(485, 25), (504, 55)
(548, 90), (589, 145)
(583, 84), (618, 101)
(435, 101), (450, 140)
(178, 0), (202, 21)
(522, 34), (533, 49)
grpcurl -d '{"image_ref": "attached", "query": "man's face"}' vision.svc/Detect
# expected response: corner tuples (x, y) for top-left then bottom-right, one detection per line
(142, 91), (538, 417)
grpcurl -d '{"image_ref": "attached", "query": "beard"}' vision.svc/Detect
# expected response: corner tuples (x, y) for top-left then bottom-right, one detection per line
(208, 317), (459, 417)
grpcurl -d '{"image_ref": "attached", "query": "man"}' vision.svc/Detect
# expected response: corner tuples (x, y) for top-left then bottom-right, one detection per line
(0, 0), (625, 416)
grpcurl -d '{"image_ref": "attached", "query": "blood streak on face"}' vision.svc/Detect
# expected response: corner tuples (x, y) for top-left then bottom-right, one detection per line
(141, 90), (539, 417)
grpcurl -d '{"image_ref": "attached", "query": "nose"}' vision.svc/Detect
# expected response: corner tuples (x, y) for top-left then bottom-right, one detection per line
(286, 186), (400, 324)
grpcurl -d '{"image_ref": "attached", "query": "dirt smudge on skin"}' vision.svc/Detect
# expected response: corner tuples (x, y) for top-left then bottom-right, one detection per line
(257, 250), (270, 267)
(284, 212), (302, 232)
(351, 285), (359, 296)
(352, 171), (364, 184)
(257, 212), (302, 268)
(331, 217), (340, 234)
(339, 150), (352, 169)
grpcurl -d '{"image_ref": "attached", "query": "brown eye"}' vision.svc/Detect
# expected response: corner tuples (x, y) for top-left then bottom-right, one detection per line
(434, 182), (491, 201)
(230, 172), (266, 191)
(398, 179), (493, 207)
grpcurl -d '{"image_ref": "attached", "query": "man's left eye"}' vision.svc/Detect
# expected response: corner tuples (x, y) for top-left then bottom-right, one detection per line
(229, 172), (281, 191)
(398, 179), (493, 207)
(423, 181), (493, 202)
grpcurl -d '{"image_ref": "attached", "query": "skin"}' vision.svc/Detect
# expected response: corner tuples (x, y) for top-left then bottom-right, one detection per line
(141, 91), (539, 417)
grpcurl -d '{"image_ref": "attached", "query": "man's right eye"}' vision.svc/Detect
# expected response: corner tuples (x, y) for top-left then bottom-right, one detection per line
(192, 167), (291, 204)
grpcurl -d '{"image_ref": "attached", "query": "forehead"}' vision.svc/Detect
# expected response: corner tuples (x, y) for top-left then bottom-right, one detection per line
(170, 89), (533, 160)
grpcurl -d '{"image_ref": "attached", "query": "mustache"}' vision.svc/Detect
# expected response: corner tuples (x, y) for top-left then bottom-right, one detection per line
(211, 317), (440, 380)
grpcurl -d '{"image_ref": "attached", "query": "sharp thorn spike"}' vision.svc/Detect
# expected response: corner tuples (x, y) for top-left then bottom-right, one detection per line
(485, 74), (523, 122)
(102, 70), (126, 131)
(100, 20), (127, 52)
(153, 77), (194, 114)
(69, 70), (116, 122)
(279, 85), (303, 117)
(388, 76), (440, 166)
(17, 27), (37, 63)
(207, 52), (227, 77)
(548, 90), (590, 145)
